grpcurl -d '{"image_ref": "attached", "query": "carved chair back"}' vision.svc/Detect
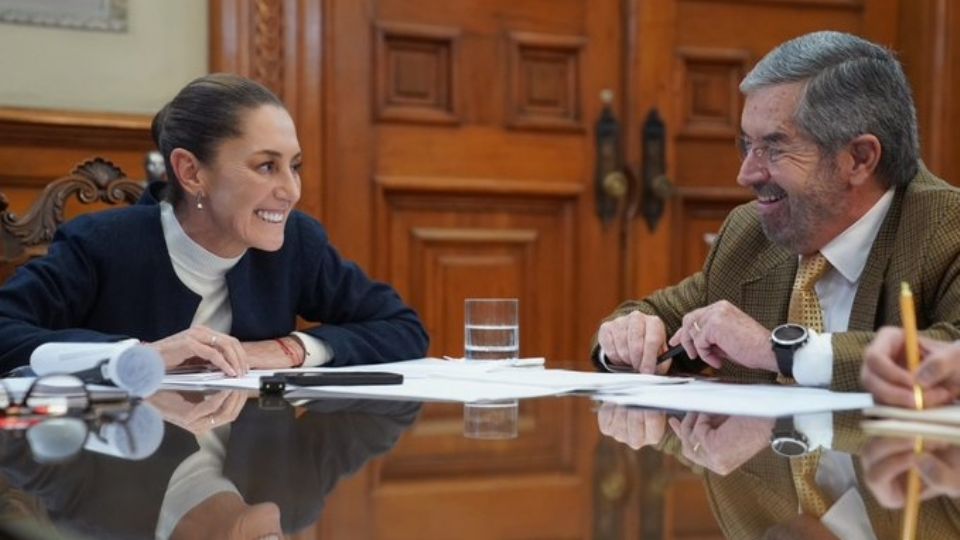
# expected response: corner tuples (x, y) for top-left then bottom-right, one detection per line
(0, 158), (145, 284)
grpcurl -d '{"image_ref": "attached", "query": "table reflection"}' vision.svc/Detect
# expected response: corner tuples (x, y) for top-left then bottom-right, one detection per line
(0, 390), (420, 539)
(596, 406), (960, 539)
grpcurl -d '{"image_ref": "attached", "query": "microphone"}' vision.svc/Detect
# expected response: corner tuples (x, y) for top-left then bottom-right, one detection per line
(30, 340), (165, 398)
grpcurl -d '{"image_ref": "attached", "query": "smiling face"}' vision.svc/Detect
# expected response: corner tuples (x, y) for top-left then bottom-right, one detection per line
(736, 82), (850, 255)
(187, 104), (302, 257)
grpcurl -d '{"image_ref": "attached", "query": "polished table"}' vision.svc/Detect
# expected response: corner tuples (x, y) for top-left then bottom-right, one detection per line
(0, 387), (958, 540)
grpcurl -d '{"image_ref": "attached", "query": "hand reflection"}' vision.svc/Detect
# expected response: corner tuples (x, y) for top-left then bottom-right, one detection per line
(862, 436), (960, 508)
(148, 390), (250, 435)
(596, 403), (667, 449)
(667, 413), (773, 475)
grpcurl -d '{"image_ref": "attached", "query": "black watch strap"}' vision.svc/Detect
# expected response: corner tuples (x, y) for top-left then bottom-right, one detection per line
(774, 346), (794, 378)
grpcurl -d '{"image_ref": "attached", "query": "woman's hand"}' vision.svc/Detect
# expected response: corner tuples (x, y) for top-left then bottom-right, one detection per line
(242, 337), (305, 369)
(148, 389), (249, 435)
(146, 326), (248, 376)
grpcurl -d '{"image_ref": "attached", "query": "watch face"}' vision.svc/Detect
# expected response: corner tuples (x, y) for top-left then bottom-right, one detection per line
(773, 324), (807, 346)
(771, 437), (809, 458)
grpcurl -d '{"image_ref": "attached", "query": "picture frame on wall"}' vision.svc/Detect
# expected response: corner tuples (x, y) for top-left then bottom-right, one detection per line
(0, 0), (127, 32)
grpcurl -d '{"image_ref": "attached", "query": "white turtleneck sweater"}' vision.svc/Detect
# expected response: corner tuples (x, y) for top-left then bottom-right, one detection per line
(159, 202), (331, 367)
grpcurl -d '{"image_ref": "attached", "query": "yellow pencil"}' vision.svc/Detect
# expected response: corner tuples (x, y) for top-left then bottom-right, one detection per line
(899, 282), (923, 540)
(899, 282), (924, 410)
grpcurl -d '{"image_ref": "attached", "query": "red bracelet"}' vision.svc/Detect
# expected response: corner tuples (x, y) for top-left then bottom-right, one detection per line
(275, 338), (304, 367)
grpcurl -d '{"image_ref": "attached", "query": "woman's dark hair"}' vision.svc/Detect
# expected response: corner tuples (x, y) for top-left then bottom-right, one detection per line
(150, 73), (285, 203)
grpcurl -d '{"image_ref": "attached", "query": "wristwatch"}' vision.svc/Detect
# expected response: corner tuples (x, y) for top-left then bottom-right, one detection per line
(770, 416), (809, 457)
(771, 323), (809, 379)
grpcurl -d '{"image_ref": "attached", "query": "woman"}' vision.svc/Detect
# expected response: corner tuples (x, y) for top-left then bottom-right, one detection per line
(0, 74), (428, 376)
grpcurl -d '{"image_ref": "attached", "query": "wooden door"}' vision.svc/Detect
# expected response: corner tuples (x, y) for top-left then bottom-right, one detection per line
(318, 2), (624, 538)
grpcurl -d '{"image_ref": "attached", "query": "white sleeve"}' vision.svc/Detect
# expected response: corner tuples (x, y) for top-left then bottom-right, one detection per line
(792, 331), (833, 387)
(292, 332), (333, 367)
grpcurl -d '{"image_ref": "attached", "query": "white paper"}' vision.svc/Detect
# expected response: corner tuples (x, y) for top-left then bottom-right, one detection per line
(160, 358), (689, 403)
(595, 380), (874, 417)
(162, 369), (567, 402)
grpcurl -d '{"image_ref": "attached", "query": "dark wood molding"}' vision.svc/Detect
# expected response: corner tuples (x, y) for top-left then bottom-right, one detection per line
(0, 107), (152, 150)
(376, 175), (584, 198)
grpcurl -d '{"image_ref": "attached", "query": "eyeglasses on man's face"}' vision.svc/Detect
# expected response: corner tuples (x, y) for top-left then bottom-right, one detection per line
(736, 134), (817, 169)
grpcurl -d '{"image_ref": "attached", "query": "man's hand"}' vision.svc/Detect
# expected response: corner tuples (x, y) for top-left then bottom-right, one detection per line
(597, 310), (668, 374)
(668, 300), (776, 372)
(862, 327), (960, 408)
(596, 403), (668, 449)
(667, 412), (774, 475)
(862, 436), (960, 508)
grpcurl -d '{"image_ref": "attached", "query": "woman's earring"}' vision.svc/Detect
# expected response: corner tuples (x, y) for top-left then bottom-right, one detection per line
(196, 191), (204, 210)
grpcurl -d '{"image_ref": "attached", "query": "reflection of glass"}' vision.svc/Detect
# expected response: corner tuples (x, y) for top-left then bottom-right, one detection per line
(464, 298), (519, 360)
(463, 400), (519, 439)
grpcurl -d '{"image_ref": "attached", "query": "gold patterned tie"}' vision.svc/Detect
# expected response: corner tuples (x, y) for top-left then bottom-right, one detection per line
(788, 252), (831, 333)
(777, 253), (831, 386)
(785, 252), (832, 516)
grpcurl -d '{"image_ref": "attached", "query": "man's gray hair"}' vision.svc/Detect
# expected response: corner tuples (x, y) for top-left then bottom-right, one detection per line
(740, 31), (919, 187)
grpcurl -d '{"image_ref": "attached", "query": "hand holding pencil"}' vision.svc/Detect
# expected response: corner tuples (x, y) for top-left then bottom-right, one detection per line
(862, 328), (960, 409)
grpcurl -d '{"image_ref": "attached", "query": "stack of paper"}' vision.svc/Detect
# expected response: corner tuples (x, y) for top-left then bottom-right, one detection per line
(161, 358), (688, 403)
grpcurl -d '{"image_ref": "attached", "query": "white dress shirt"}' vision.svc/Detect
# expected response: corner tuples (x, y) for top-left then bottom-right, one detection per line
(793, 189), (894, 386)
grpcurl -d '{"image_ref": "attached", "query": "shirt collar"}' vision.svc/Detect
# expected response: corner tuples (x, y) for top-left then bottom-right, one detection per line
(819, 189), (894, 284)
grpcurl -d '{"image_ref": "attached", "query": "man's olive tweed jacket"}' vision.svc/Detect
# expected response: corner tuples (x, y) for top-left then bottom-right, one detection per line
(596, 165), (960, 391)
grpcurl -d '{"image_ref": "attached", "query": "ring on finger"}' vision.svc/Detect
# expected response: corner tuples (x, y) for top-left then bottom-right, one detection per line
(692, 320), (702, 332)
(209, 335), (219, 346)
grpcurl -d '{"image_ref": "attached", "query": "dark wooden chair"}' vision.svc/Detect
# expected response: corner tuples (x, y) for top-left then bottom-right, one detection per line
(0, 157), (146, 284)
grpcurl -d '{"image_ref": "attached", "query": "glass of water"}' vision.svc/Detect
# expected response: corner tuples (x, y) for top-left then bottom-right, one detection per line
(464, 298), (519, 360)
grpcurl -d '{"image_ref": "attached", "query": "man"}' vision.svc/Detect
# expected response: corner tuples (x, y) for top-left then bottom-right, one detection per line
(595, 30), (960, 393)
(862, 327), (960, 407)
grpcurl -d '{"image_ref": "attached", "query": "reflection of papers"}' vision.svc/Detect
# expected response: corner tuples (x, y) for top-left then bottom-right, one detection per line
(862, 403), (960, 443)
(596, 380), (874, 417)
(285, 377), (565, 402)
(866, 404), (960, 425)
(861, 419), (960, 444)
(161, 358), (689, 403)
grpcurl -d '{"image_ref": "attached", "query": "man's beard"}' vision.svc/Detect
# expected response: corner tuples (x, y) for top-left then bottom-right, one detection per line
(758, 160), (848, 254)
